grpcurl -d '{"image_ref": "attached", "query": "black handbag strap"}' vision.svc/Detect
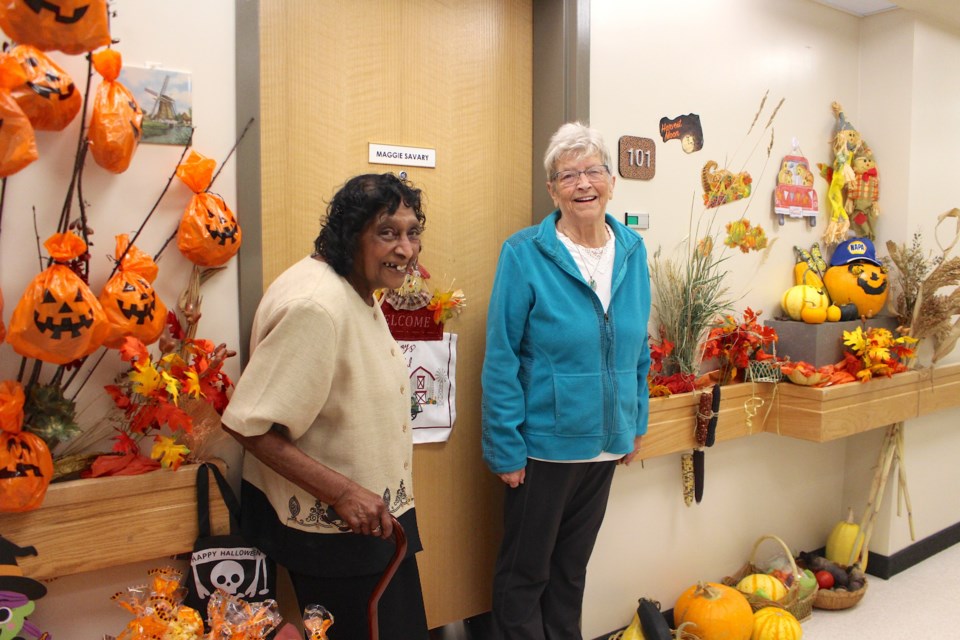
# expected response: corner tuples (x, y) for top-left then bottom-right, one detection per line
(196, 462), (242, 537)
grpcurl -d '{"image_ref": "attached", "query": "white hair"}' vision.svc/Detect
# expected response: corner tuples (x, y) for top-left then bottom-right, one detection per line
(543, 121), (612, 179)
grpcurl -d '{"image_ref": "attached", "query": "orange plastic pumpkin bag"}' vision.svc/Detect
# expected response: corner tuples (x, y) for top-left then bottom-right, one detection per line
(87, 48), (143, 174)
(9, 44), (81, 131)
(99, 234), (168, 347)
(0, 380), (54, 513)
(7, 232), (110, 365)
(176, 150), (242, 267)
(0, 53), (39, 178)
(0, 0), (111, 55)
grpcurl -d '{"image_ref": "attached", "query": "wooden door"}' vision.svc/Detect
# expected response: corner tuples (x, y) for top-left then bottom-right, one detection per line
(250, 0), (533, 627)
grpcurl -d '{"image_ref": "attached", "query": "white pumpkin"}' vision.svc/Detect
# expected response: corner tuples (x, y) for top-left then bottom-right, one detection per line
(781, 284), (830, 321)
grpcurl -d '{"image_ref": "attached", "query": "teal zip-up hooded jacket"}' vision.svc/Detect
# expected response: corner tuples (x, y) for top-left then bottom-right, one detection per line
(481, 211), (652, 474)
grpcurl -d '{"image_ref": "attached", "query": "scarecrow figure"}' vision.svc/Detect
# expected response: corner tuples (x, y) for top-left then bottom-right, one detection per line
(818, 101), (863, 246)
(0, 536), (50, 640)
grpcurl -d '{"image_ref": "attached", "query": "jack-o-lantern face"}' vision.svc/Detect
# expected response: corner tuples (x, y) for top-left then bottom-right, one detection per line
(99, 234), (166, 347)
(0, 431), (54, 512)
(0, 0), (111, 55)
(177, 192), (243, 268)
(823, 261), (889, 318)
(116, 279), (157, 325)
(34, 286), (95, 339)
(10, 45), (81, 131)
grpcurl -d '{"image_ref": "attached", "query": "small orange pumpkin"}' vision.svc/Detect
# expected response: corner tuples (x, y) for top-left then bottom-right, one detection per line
(674, 582), (753, 640)
(0, 381), (54, 513)
(823, 261), (889, 318)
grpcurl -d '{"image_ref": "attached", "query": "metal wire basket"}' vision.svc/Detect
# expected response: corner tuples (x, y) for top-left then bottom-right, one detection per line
(747, 359), (782, 383)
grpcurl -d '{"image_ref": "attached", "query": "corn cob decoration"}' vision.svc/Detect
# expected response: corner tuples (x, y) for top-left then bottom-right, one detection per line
(681, 452), (695, 506)
(695, 390), (712, 446)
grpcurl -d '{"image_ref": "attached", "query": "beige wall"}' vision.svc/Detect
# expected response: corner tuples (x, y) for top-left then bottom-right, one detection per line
(584, 1), (960, 636)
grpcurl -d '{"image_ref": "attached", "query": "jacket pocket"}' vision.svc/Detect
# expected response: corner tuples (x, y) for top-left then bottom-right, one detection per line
(614, 370), (639, 435)
(552, 373), (604, 436)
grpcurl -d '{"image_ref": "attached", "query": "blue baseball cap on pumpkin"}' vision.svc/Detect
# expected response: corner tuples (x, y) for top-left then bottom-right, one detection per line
(830, 237), (881, 266)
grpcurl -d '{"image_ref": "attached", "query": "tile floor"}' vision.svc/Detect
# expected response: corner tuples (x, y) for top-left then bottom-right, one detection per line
(429, 541), (960, 639)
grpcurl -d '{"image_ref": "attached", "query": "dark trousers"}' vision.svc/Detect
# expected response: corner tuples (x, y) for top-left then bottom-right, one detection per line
(288, 554), (429, 640)
(492, 459), (617, 640)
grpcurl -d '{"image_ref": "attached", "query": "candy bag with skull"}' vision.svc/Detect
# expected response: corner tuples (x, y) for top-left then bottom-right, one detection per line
(87, 48), (143, 174)
(7, 232), (110, 365)
(99, 234), (168, 348)
(9, 44), (81, 131)
(176, 150), (243, 267)
(0, 0), (111, 55)
(0, 53), (38, 178)
(0, 381), (54, 513)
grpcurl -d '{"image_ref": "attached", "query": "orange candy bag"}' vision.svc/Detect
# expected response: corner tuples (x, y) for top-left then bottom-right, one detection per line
(9, 44), (81, 131)
(0, 0), (111, 55)
(0, 53), (39, 178)
(87, 49), (143, 174)
(7, 232), (110, 365)
(0, 380), (54, 513)
(99, 234), (168, 348)
(176, 150), (242, 267)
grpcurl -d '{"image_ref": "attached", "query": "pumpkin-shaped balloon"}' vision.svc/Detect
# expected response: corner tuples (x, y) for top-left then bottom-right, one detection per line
(0, 0), (111, 55)
(0, 381), (54, 513)
(751, 607), (802, 640)
(674, 582), (753, 640)
(0, 54), (39, 178)
(99, 235), (168, 348)
(87, 49), (143, 174)
(9, 44), (81, 131)
(175, 150), (242, 267)
(823, 262), (889, 319)
(6, 232), (110, 365)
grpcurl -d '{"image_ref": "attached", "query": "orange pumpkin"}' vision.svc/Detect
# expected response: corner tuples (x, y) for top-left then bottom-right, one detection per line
(0, 381), (54, 513)
(674, 582), (754, 640)
(99, 235), (168, 347)
(0, 0), (111, 55)
(176, 151), (243, 267)
(6, 233), (110, 365)
(823, 261), (889, 319)
(87, 49), (143, 174)
(9, 44), (81, 131)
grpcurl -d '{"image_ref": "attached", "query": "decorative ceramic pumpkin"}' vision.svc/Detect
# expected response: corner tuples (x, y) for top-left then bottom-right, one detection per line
(673, 582), (753, 640)
(735, 573), (787, 602)
(823, 262), (889, 319)
(9, 44), (81, 131)
(780, 285), (829, 321)
(751, 607), (802, 640)
(6, 233), (110, 365)
(0, 0), (111, 55)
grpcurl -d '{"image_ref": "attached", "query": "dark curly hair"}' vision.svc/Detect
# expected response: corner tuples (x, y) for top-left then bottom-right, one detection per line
(314, 173), (426, 277)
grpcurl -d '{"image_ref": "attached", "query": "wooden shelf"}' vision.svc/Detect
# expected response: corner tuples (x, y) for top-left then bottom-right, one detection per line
(642, 381), (775, 458)
(769, 363), (960, 442)
(0, 460), (230, 581)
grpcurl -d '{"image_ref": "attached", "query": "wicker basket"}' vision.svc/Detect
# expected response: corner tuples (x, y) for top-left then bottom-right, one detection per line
(721, 534), (816, 622)
(812, 577), (868, 610)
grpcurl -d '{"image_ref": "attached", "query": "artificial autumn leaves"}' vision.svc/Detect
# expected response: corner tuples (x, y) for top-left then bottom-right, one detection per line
(0, 0), (142, 175)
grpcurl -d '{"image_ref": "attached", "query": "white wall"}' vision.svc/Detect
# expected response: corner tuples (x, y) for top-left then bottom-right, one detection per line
(0, 1), (239, 636)
(585, 0), (960, 636)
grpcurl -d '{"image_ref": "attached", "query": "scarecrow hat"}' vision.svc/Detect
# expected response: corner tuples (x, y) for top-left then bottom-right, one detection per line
(0, 536), (46, 600)
(830, 237), (881, 267)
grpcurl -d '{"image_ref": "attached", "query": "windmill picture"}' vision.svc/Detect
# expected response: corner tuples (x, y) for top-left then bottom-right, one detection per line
(119, 66), (194, 145)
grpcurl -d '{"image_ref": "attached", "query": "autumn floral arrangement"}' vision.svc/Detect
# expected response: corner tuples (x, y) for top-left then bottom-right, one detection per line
(701, 307), (779, 385)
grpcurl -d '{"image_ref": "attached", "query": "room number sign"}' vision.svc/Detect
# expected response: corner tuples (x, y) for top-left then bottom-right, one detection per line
(618, 135), (656, 180)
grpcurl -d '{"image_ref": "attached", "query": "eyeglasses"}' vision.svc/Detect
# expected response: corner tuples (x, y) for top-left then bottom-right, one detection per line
(551, 164), (610, 188)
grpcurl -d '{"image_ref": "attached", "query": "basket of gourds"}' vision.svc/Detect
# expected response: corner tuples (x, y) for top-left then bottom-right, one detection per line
(721, 534), (817, 622)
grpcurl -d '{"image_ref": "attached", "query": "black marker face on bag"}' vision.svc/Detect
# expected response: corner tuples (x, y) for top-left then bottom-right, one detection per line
(204, 199), (240, 246)
(23, 0), (90, 24)
(115, 279), (157, 325)
(33, 287), (95, 339)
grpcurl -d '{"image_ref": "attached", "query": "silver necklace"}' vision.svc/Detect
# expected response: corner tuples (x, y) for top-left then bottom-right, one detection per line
(561, 225), (609, 290)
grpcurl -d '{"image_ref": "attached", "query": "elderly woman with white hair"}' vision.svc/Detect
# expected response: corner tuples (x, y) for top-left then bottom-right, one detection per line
(482, 122), (652, 639)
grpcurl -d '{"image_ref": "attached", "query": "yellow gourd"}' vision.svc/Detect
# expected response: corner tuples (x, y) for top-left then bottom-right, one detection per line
(621, 611), (645, 640)
(751, 607), (802, 640)
(826, 507), (866, 569)
(735, 573), (787, 602)
(781, 285), (829, 321)
(825, 304), (842, 322)
(793, 261), (824, 289)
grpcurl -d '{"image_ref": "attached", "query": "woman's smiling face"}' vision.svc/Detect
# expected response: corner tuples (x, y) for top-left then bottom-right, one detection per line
(546, 152), (614, 225)
(350, 204), (422, 301)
